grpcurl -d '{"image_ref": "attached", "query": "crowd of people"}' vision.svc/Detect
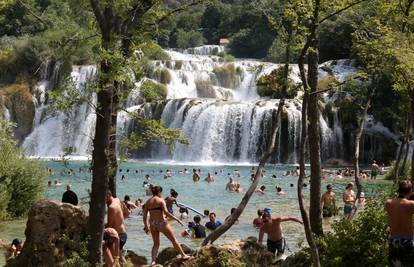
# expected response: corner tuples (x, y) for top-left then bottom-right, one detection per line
(4, 161), (394, 266)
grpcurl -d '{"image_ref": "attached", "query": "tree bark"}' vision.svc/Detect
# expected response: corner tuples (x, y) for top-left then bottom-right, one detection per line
(394, 114), (409, 181)
(411, 98), (414, 185)
(298, 93), (321, 267)
(307, 38), (323, 236)
(354, 87), (376, 199)
(87, 56), (113, 265)
(108, 85), (119, 197)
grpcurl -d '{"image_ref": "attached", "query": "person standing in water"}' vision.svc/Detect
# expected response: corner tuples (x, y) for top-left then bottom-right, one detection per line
(321, 184), (337, 218)
(165, 189), (179, 214)
(106, 191), (128, 253)
(192, 169), (200, 182)
(205, 172), (215, 183)
(370, 160), (380, 179)
(342, 183), (356, 219)
(259, 208), (303, 257)
(143, 186), (190, 264)
(386, 181), (414, 267)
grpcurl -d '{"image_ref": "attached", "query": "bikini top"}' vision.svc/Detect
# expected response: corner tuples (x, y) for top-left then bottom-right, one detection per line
(148, 206), (163, 212)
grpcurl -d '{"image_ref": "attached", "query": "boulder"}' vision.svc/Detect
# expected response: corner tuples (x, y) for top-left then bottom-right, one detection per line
(156, 244), (194, 265)
(125, 250), (148, 266)
(6, 200), (87, 267)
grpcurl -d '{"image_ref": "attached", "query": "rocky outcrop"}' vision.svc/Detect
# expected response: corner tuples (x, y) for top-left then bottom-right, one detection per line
(6, 200), (87, 267)
(163, 237), (275, 267)
(157, 244), (194, 265)
(0, 83), (35, 144)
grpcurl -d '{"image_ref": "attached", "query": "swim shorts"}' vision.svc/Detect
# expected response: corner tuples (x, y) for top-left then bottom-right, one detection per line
(389, 237), (414, 266)
(371, 171), (377, 178)
(119, 232), (127, 250)
(344, 204), (353, 215)
(323, 207), (333, 218)
(267, 238), (285, 256)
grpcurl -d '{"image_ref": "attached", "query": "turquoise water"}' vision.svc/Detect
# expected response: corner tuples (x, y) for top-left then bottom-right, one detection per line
(0, 161), (390, 264)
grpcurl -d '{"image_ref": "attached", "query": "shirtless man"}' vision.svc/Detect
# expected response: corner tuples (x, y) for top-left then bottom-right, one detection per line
(370, 160), (380, 179)
(192, 169), (200, 182)
(165, 189), (179, 214)
(205, 172), (214, 183)
(225, 177), (236, 191)
(385, 181), (414, 267)
(321, 184), (337, 218)
(258, 209), (303, 257)
(253, 209), (264, 228)
(342, 183), (356, 219)
(106, 191), (127, 252)
(256, 185), (266, 194)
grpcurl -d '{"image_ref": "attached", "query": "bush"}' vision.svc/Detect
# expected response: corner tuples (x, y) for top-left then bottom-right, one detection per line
(256, 67), (297, 98)
(0, 119), (45, 220)
(176, 29), (205, 49)
(140, 80), (167, 102)
(384, 160), (410, 181)
(139, 42), (170, 61)
(195, 79), (217, 98)
(213, 63), (238, 88)
(153, 68), (172, 84)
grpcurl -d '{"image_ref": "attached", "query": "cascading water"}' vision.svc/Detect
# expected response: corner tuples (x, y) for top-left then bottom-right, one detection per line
(19, 45), (397, 163)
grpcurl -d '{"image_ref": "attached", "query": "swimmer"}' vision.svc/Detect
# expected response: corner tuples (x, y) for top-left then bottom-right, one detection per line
(294, 166), (300, 176)
(276, 187), (285, 196)
(179, 207), (189, 220)
(146, 184), (153, 196)
(343, 183), (356, 219)
(272, 174), (277, 178)
(226, 177), (236, 191)
(53, 180), (61, 186)
(253, 209), (264, 228)
(193, 169), (200, 182)
(256, 185), (266, 194)
(47, 180), (52, 187)
(6, 238), (22, 260)
(235, 183), (243, 193)
(205, 172), (214, 183)
(165, 189), (179, 214)
(290, 184), (294, 187)
(135, 198), (144, 208)
(205, 213), (222, 230)
(251, 174), (255, 182)
(143, 186), (190, 264)
(283, 171), (291, 176)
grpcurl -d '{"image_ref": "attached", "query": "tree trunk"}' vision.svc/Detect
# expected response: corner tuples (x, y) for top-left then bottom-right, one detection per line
(394, 114), (409, 181)
(298, 92), (321, 267)
(307, 39), (323, 236)
(354, 87), (376, 199)
(202, 98), (285, 246)
(87, 56), (113, 264)
(411, 98), (414, 185)
(108, 86), (119, 197)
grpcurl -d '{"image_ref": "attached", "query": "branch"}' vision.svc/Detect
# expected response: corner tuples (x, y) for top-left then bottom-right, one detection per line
(319, 0), (369, 24)
(309, 80), (346, 95)
(17, 0), (47, 25)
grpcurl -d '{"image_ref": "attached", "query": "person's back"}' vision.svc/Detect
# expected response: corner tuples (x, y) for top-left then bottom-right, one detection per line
(106, 193), (126, 239)
(386, 180), (414, 267)
(62, 185), (78, 205)
(193, 223), (206, 238)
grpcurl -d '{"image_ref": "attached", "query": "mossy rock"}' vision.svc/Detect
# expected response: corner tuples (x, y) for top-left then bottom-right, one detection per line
(156, 244), (194, 265)
(125, 250), (148, 266)
(195, 79), (217, 98)
(0, 83), (35, 143)
(213, 63), (239, 89)
(153, 68), (172, 85)
(318, 76), (338, 91)
(175, 60), (183, 70)
(140, 80), (167, 102)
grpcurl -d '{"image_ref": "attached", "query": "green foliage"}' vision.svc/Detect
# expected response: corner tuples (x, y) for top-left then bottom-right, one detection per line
(195, 79), (216, 98)
(139, 42), (170, 61)
(176, 29), (205, 49)
(0, 118), (45, 220)
(213, 63), (238, 88)
(384, 161), (411, 181)
(60, 235), (89, 267)
(153, 68), (172, 84)
(140, 80), (167, 102)
(317, 198), (389, 266)
(256, 66), (297, 98)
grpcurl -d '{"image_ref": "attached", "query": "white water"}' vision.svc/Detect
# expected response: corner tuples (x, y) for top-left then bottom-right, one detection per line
(19, 46), (398, 163)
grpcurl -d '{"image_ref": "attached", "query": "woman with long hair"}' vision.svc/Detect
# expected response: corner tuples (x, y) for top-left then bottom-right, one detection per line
(143, 185), (190, 264)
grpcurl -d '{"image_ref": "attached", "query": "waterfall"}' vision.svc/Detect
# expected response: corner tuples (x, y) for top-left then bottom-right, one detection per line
(22, 66), (97, 157)
(19, 45), (398, 163)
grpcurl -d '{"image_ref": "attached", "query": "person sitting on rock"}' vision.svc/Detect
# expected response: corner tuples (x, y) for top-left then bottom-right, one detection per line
(103, 227), (120, 267)
(6, 238), (22, 260)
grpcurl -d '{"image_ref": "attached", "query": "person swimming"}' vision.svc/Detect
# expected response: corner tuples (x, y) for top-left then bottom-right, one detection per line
(256, 185), (266, 194)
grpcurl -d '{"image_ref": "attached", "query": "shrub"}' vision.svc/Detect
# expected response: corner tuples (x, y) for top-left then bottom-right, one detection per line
(176, 29), (205, 49)
(139, 42), (170, 61)
(384, 160), (410, 181)
(140, 80), (167, 102)
(153, 68), (172, 84)
(213, 63), (238, 88)
(0, 119), (45, 220)
(195, 79), (216, 98)
(256, 67), (297, 98)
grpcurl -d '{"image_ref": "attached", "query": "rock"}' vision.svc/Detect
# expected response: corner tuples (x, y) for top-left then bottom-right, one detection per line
(156, 244), (194, 265)
(6, 200), (87, 267)
(125, 250), (148, 266)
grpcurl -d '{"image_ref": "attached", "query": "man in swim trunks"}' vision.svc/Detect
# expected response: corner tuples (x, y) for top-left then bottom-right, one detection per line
(321, 184), (337, 218)
(165, 189), (179, 214)
(258, 208), (303, 257)
(226, 177), (236, 191)
(342, 183), (356, 219)
(385, 181), (414, 267)
(193, 169), (200, 182)
(386, 180), (414, 267)
(371, 160), (380, 179)
(106, 191), (128, 252)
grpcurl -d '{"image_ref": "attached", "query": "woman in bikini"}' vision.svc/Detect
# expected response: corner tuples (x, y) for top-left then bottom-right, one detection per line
(143, 185), (190, 264)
